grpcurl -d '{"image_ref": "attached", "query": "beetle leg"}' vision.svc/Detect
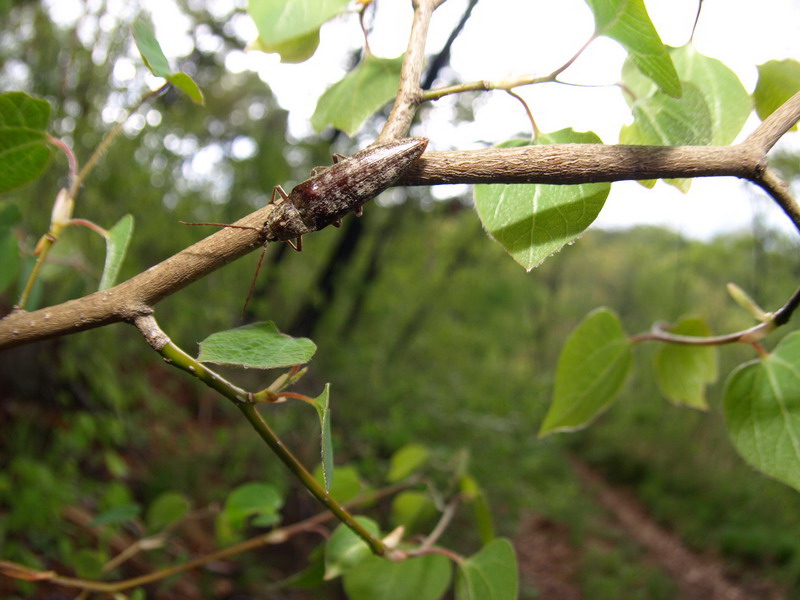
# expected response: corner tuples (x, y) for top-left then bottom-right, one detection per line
(286, 236), (303, 252)
(354, 205), (363, 217)
(271, 185), (290, 203)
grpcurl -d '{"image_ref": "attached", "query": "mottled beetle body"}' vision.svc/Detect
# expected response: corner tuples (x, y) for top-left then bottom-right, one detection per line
(181, 137), (428, 313)
(267, 137), (428, 241)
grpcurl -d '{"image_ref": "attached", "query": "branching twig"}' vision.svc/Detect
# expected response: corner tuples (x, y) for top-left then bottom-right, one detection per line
(631, 284), (800, 346)
(134, 314), (386, 555)
(0, 482), (411, 594)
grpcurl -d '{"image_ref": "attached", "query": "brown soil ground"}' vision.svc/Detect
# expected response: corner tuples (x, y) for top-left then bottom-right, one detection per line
(514, 458), (788, 600)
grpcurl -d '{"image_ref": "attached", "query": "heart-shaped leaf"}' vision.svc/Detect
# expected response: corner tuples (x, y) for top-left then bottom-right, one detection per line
(474, 130), (610, 270)
(540, 308), (631, 435)
(455, 538), (518, 600)
(724, 332), (800, 491)
(653, 317), (718, 409)
(753, 59), (800, 127)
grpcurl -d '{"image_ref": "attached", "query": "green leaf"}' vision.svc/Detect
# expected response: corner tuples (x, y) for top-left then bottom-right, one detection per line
(166, 72), (205, 105)
(669, 45), (751, 145)
(540, 308), (632, 436)
(89, 503), (141, 527)
(0, 92), (52, 193)
(248, 0), (349, 48)
(460, 475), (495, 544)
(131, 18), (171, 77)
(146, 492), (191, 533)
(620, 82), (712, 191)
(99, 214), (134, 291)
(724, 332), (800, 491)
(620, 82), (712, 147)
(312, 384), (334, 492)
(131, 18), (204, 104)
(473, 130), (610, 271)
(343, 553), (451, 600)
(0, 203), (20, 293)
(387, 443), (430, 482)
(311, 55), (404, 135)
(324, 517), (381, 580)
(753, 59), (800, 128)
(455, 539), (518, 600)
(221, 482), (283, 531)
(313, 464), (367, 504)
(653, 317), (718, 409)
(250, 29), (321, 64)
(71, 548), (107, 579)
(585, 0), (680, 97)
(198, 321), (316, 369)
(390, 491), (437, 533)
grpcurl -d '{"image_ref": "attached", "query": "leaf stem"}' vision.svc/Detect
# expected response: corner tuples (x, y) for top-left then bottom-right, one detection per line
(68, 83), (168, 199)
(630, 282), (800, 346)
(236, 402), (386, 556)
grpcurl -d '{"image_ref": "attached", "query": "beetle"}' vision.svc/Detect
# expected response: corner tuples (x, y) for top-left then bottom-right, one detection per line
(182, 137), (428, 312)
(265, 137), (428, 244)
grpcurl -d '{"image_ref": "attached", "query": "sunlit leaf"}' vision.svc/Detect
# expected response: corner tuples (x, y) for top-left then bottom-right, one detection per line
(131, 17), (171, 77)
(0, 92), (52, 193)
(250, 29), (320, 64)
(324, 517), (381, 580)
(248, 0), (349, 48)
(198, 321), (316, 369)
(724, 332), (800, 491)
(455, 538), (518, 600)
(540, 308), (631, 435)
(585, 0), (680, 97)
(753, 59), (800, 128)
(387, 443), (430, 482)
(132, 18), (204, 104)
(99, 214), (134, 291)
(620, 82), (712, 191)
(670, 45), (751, 145)
(166, 72), (205, 105)
(474, 130), (610, 271)
(343, 553), (451, 600)
(653, 317), (718, 409)
(311, 55), (404, 135)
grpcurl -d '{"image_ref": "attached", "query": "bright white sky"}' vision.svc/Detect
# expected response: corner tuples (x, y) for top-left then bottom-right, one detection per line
(44, 0), (800, 239)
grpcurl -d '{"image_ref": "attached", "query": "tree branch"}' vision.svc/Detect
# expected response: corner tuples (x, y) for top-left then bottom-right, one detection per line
(378, 0), (440, 141)
(2, 93), (799, 351)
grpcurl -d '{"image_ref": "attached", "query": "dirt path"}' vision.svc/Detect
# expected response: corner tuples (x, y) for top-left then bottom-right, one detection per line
(514, 458), (785, 600)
